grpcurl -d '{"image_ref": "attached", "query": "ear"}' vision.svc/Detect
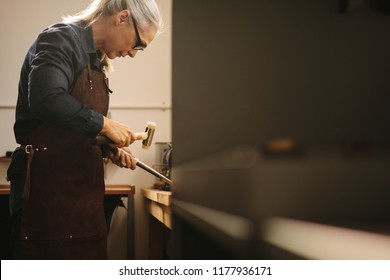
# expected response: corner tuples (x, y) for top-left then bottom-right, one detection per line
(117, 10), (130, 24)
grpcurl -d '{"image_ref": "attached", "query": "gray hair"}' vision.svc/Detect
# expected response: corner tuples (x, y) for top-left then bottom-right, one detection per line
(63, 0), (164, 71)
(63, 0), (163, 34)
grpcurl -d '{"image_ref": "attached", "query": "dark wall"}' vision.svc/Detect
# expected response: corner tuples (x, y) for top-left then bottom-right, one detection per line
(172, 0), (390, 165)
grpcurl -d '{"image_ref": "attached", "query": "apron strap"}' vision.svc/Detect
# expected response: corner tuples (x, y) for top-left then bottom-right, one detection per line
(20, 144), (47, 199)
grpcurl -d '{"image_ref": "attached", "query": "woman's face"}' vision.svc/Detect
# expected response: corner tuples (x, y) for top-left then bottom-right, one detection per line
(99, 10), (157, 59)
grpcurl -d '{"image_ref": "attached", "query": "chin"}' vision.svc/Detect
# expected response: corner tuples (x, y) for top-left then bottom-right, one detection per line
(106, 53), (117, 59)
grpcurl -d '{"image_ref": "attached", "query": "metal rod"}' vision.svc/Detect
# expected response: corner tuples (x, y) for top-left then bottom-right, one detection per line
(95, 135), (172, 185)
(119, 147), (173, 185)
(135, 159), (173, 185)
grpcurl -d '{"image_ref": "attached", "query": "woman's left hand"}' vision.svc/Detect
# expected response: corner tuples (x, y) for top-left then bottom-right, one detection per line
(108, 147), (137, 170)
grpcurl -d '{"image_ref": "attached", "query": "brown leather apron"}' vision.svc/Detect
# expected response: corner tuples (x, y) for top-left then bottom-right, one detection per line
(20, 65), (110, 259)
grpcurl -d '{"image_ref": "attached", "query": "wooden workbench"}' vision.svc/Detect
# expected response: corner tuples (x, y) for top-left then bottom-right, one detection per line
(105, 185), (136, 259)
(0, 185), (10, 196)
(141, 188), (172, 259)
(141, 188), (172, 229)
(0, 184), (135, 195)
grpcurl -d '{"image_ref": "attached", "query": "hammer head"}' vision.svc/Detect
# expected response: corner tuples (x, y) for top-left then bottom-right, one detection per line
(142, 121), (156, 149)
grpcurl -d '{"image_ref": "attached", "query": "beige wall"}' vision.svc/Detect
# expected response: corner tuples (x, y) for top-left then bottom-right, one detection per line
(0, 0), (172, 259)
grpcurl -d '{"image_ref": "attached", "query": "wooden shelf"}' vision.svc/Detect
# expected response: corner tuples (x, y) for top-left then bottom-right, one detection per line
(0, 157), (11, 162)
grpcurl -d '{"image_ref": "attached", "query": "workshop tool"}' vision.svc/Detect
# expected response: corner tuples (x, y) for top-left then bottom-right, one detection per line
(133, 121), (156, 149)
(111, 146), (172, 185)
(95, 121), (156, 148)
(95, 122), (172, 185)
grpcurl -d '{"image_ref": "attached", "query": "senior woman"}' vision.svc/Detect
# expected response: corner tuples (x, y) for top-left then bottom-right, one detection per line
(7, 0), (163, 259)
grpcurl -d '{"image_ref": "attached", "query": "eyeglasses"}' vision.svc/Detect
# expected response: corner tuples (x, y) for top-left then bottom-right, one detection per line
(131, 16), (146, 51)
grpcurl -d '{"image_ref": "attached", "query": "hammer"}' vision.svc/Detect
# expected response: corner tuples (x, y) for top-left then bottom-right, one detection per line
(95, 122), (172, 185)
(134, 121), (156, 149)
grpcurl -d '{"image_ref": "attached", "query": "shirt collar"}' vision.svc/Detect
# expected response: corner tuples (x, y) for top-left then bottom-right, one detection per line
(79, 22), (102, 70)
(80, 21), (95, 55)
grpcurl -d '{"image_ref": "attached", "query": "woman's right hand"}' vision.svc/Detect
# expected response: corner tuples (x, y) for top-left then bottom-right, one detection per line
(100, 116), (136, 147)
